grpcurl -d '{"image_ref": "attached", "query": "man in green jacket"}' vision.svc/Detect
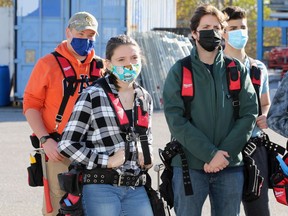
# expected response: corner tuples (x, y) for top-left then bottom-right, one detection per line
(163, 4), (258, 216)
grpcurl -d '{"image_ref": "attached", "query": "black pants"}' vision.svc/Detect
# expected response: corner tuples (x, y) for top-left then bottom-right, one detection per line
(242, 145), (270, 216)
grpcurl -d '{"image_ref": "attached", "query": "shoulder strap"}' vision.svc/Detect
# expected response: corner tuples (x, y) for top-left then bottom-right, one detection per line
(249, 57), (262, 116)
(89, 58), (103, 81)
(134, 85), (151, 165)
(52, 51), (78, 130)
(180, 55), (194, 120)
(97, 78), (152, 165)
(96, 78), (130, 132)
(180, 55), (243, 120)
(52, 52), (103, 130)
(224, 56), (241, 120)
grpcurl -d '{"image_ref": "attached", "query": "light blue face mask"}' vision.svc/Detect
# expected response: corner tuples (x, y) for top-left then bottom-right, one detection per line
(111, 63), (141, 83)
(227, 29), (248, 50)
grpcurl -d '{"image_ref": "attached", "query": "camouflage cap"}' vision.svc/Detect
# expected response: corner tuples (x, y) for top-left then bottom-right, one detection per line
(68, 12), (98, 34)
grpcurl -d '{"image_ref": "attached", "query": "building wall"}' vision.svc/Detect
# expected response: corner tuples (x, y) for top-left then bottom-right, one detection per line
(127, 0), (176, 34)
(1, 0), (177, 99)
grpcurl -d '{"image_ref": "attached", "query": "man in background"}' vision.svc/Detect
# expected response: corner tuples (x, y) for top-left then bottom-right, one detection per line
(23, 11), (102, 215)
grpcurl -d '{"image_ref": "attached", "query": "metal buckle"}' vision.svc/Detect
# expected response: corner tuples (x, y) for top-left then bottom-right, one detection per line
(243, 142), (257, 156)
(140, 174), (146, 185)
(126, 132), (138, 142)
(134, 176), (140, 187)
(232, 100), (240, 106)
(134, 174), (146, 187)
(117, 174), (123, 186)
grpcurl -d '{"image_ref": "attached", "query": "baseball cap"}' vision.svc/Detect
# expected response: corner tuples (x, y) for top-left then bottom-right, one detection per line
(68, 12), (98, 35)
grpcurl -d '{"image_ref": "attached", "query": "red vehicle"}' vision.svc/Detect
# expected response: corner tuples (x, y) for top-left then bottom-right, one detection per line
(268, 47), (288, 78)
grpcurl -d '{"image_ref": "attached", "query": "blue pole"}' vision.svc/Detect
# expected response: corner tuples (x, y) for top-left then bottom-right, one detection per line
(257, 0), (263, 61)
(281, 28), (287, 46)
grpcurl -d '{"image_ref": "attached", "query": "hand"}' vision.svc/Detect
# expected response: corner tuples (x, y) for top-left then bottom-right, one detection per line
(43, 139), (64, 162)
(256, 115), (268, 129)
(204, 150), (230, 173)
(204, 163), (220, 173)
(107, 148), (125, 168)
(138, 152), (153, 170)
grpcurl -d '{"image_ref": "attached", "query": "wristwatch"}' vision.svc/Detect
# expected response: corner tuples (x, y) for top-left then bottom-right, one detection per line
(39, 135), (52, 145)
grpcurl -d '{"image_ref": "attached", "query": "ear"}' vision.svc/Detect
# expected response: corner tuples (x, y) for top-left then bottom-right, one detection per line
(105, 60), (113, 70)
(222, 29), (228, 41)
(65, 28), (72, 39)
(191, 30), (197, 41)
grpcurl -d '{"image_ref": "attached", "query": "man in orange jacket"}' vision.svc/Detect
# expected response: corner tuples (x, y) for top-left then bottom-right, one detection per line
(23, 11), (102, 215)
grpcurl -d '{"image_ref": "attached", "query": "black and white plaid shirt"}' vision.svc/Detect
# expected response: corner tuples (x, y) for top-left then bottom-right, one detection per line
(58, 76), (153, 175)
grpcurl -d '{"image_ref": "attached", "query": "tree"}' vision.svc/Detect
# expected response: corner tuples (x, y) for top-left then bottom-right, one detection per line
(0, 0), (13, 7)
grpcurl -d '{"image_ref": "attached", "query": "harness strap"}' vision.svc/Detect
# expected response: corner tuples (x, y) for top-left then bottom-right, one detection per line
(263, 133), (287, 155)
(180, 56), (242, 121)
(97, 78), (130, 131)
(249, 58), (262, 116)
(225, 57), (241, 120)
(51, 51), (103, 130)
(134, 87), (151, 165)
(247, 133), (287, 156)
(90, 58), (103, 81)
(96, 77), (152, 165)
(178, 145), (193, 195)
(159, 140), (193, 195)
(180, 56), (194, 120)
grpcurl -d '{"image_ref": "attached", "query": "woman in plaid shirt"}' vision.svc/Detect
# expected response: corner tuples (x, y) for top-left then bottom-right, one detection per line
(58, 35), (153, 216)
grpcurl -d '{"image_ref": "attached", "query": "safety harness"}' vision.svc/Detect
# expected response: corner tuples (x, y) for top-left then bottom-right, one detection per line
(181, 56), (263, 119)
(96, 77), (152, 165)
(180, 55), (287, 198)
(51, 51), (103, 131)
(161, 56), (246, 199)
(160, 56), (274, 204)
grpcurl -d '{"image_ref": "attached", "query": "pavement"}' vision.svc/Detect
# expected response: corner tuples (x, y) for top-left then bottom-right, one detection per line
(0, 72), (287, 215)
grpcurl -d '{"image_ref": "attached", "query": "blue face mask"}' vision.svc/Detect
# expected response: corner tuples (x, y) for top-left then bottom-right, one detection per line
(70, 38), (94, 56)
(227, 29), (248, 50)
(111, 63), (141, 83)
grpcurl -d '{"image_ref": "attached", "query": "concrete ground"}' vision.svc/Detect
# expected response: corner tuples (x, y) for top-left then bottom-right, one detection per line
(0, 71), (287, 215)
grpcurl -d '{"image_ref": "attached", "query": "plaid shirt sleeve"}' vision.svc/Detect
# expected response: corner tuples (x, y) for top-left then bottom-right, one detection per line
(267, 73), (288, 138)
(58, 87), (111, 169)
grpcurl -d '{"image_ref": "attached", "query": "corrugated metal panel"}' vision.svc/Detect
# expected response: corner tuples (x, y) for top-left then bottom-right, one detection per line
(0, 7), (14, 77)
(132, 31), (192, 110)
(127, 0), (176, 33)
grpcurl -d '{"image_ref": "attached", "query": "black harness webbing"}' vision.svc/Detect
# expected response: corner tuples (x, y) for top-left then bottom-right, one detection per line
(177, 145), (193, 195)
(249, 58), (262, 116)
(96, 77), (152, 165)
(263, 134), (287, 155)
(180, 56), (194, 121)
(51, 51), (103, 130)
(224, 57), (241, 120)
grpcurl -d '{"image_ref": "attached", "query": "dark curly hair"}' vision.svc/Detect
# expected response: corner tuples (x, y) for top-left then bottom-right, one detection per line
(222, 6), (246, 21)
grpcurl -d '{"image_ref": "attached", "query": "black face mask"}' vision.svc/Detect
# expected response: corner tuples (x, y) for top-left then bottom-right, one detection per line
(197, 29), (222, 52)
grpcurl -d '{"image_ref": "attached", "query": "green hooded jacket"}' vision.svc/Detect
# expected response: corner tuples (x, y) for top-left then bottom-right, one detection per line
(163, 48), (258, 169)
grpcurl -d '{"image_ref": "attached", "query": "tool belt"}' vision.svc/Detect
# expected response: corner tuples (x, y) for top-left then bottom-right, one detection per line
(83, 168), (146, 187)
(242, 141), (264, 202)
(27, 132), (61, 187)
(248, 133), (286, 155)
(158, 140), (193, 209)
